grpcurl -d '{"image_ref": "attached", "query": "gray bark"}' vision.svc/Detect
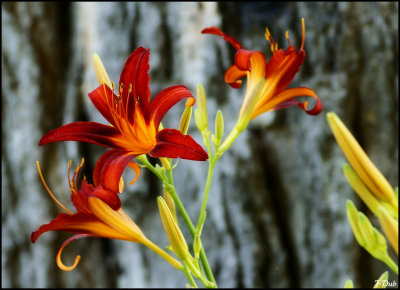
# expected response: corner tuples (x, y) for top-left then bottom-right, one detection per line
(2, 2), (398, 288)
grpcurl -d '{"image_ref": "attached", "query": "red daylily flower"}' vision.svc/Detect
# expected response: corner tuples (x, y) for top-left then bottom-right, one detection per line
(202, 18), (322, 124)
(31, 159), (182, 271)
(39, 47), (208, 195)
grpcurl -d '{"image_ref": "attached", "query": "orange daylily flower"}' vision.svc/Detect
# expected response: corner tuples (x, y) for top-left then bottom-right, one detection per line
(39, 47), (208, 198)
(202, 18), (322, 128)
(31, 159), (182, 271)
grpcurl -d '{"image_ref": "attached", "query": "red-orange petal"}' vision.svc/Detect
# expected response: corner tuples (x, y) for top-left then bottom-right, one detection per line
(201, 27), (243, 50)
(251, 87), (322, 119)
(119, 47), (151, 120)
(88, 84), (118, 127)
(224, 64), (246, 89)
(151, 128), (208, 161)
(39, 121), (122, 149)
(31, 212), (102, 243)
(147, 85), (194, 129)
(265, 46), (306, 94)
(92, 149), (136, 195)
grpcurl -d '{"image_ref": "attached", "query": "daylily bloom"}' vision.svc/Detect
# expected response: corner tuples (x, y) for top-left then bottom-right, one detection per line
(31, 159), (182, 271)
(39, 47), (208, 196)
(202, 18), (322, 130)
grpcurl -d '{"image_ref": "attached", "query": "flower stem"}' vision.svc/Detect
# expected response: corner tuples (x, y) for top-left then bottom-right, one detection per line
(165, 169), (217, 287)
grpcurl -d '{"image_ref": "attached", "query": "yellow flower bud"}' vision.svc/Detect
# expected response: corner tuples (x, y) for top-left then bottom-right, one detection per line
(178, 106), (193, 135)
(92, 53), (112, 88)
(196, 83), (208, 131)
(346, 200), (366, 247)
(343, 164), (382, 217)
(327, 112), (397, 211)
(378, 207), (398, 255)
(157, 197), (191, 261)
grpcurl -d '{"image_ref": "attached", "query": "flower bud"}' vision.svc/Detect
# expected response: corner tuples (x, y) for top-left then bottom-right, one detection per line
(195, 83), (208, 131)
(378, 207), (398, 255)
(92, 53), (112, 88)
(214, 110), (224, 146)
(178, 106), (193, 135)
(327, 112), (397, 210)
(157, 197), (190, 260)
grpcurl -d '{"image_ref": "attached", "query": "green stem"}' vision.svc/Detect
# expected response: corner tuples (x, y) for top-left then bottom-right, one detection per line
(196, 156), (218, 231)
(166, 169), (217, 287)
(383, 256), (398, 274)
(183, 261), (198, 288)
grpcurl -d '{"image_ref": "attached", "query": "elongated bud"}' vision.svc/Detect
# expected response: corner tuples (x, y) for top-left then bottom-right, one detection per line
(327, 112), (397, 210)
(159, 157), (171, 170)
(343, 164), (382, 217)
(157, 197), (190, 260)
(344, 279), (353, 288)
(236, 78), (265, 132)
(346, 200), (366, 247)
(193, 234), (202, 260)
(92, 53), (112, 88)
(164, 189), (178, 224)
(196, 83), (208, 131)
(378, 208), (398, 255)
(178, 106), (193, 135)
(214, 110), (224, 146)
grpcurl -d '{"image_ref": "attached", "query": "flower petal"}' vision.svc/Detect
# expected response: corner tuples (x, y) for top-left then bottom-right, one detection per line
(147, 85), (194, 129)
(224, 64), (246, 89)
(150, 128), (208, 161)
(31, 212), (128, 243)
(119, 47), (151, 121)
(92, 149), (136, 194)
(201, 27), (243, 50)
(39, 122), (122, 149)
(264, 46), (306, 96)
(251, 87), (322, 119)
(88, 84), (119, 127)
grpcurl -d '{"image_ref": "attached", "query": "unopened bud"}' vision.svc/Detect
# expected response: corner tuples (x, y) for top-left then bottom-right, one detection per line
(178, 106), (193, 135)
(214, 110), (224, 146)
(379, 208), (398, 255)
(157, 197), (190, 260)
(92, 53), (112, 88)
(193, 234), (202, 260)
(196, 83), (208, 131)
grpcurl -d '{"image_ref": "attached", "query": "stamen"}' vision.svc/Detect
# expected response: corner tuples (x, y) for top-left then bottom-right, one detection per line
(36, 161), (74, 215)
(119, 83), (124, 96)
(301, 18), (305, 50)
(111, 81), (115, 92)
(265, 27), (278, 53)
(285, 30), (291, 46)
(56, 234), (85, 271)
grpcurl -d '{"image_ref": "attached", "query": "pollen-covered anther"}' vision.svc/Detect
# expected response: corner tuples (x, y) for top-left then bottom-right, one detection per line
(265, 27), (278, 53)
(119, 83), (124, 96)
(285, 30), (291, 46)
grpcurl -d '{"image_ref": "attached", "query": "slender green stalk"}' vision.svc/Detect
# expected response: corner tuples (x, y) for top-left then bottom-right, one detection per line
(183, 261), (198, 288)
(166, 169), (217, 287)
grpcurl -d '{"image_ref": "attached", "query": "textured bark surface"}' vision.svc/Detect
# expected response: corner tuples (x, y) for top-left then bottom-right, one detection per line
(2, 2), (398, 288)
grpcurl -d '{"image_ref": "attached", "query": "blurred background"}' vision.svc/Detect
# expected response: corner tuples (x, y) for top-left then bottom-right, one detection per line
(2, 2), (398, 288)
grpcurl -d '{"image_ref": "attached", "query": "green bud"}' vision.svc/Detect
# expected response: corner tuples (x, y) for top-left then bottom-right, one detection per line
(214, 110), (224, 146)
(344, 279), (354, 288)
(346, 200), (366, 247)
(193, 234), (202, 260)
